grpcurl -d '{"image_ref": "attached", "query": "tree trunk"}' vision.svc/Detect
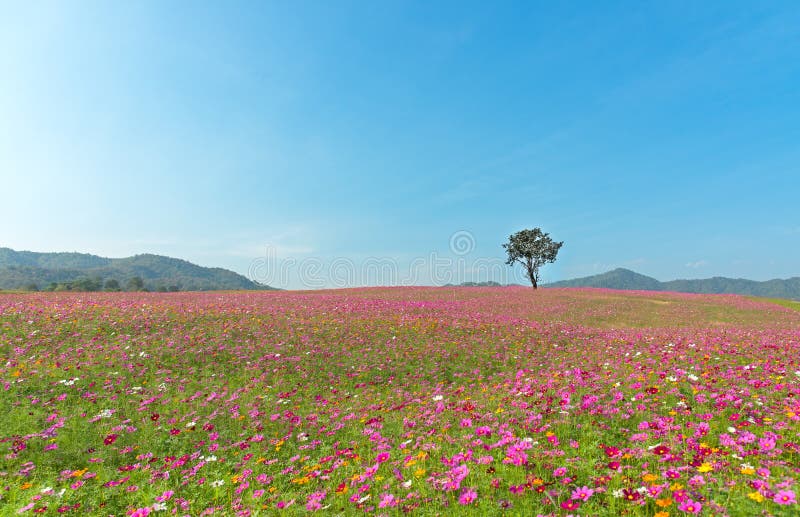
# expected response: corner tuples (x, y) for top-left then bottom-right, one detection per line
(526, 266), (538, 289)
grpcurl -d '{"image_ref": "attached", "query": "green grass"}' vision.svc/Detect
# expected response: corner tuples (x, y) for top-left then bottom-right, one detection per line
(753, 296), (800, 311)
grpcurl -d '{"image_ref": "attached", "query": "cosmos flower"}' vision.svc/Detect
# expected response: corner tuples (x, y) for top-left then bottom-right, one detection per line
(458, 489), (477, 505)
(773, 490), (796, 505)
(678, 499), (702, 514)
(571, 486), (594, 501)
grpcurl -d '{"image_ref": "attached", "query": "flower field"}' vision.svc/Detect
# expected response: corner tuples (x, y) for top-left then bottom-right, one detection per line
(1, 287), (799, 516)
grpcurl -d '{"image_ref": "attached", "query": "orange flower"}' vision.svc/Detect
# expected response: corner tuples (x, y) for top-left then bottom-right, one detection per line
(656, 498), (673, 507)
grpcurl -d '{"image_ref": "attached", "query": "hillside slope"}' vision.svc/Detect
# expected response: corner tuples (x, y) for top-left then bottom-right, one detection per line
(547, 268), (800, 299)
(0, 248), (274, 291)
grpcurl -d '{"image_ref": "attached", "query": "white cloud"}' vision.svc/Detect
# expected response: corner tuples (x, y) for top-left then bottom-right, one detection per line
(685, 260), (708, 268)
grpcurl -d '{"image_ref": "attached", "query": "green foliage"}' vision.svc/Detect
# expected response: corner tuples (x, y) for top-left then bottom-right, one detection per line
(503, 227), (563, 289)
(126, 276), (146, 291)
(103, 279), (121, 292)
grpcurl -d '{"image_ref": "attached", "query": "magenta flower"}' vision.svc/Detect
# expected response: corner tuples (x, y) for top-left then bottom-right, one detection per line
(571, 486), (594, 501)
(378, 493), (398, 508)
(678, 499), (702, 514)
(459, 489), (478, 505)
(561, 499), (581, 511)
(155, 490), (174, 502)
(774, 490), (796, 505)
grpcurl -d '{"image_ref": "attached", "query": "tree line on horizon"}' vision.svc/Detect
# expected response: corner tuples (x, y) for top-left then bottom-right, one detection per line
(23, 276), (176, 293)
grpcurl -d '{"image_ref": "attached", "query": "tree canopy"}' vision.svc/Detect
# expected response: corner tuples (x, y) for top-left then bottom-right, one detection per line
(503, 228), (563, 289)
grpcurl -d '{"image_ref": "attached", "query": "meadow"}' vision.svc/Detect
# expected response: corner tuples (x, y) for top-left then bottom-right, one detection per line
(0, 287), (798, 516)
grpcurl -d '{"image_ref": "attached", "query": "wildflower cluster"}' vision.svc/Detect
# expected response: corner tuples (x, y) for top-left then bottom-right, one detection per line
(0, 288), (798, 515)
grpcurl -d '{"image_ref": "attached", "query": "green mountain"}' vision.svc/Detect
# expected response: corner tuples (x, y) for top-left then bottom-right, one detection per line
(443, 281), (505, 287)
(546, 268), (800, 300)
(0, 248), (276, 292)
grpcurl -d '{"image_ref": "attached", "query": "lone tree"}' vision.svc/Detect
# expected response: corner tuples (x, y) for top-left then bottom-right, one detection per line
(503, 228), (563, 289)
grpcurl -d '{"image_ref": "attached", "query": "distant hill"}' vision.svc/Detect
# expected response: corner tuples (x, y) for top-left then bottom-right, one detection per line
(0, 247), (276, 292)
(444, 281), (504, 287)
(546, 268), (800, 300)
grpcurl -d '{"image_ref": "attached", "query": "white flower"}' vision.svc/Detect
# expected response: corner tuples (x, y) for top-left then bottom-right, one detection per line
(211, 480), (224, 487)
(401, 480), (412, 489)
(687, 374), (699, 382)
(358, 495), (371, 504)
(186, 421), (196, 428)
(667, 376), (677, 382)
(432, 395), (443, 401)
(152, 502), (167, 511)
(727, 427), (737, 433)
(611, 489), (624, 498)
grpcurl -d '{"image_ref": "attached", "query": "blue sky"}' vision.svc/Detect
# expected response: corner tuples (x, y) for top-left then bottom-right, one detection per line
(1, 1), (799, 288)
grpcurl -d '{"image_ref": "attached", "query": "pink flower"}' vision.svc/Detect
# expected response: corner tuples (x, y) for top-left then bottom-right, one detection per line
(155, 490), (174, 502)
(571, 486), (594, 501)
(553, 467), (567, 477)
(458, 489), (477, 505)
(758, 437), (776, 451)
(129, 509), (151, 517)
(561, 499), (581, 511)
(375, 452), (390, 463)
(678, 499), (702, 514)
(774, 490), (796, 505)
(378, 493), (397, 508)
